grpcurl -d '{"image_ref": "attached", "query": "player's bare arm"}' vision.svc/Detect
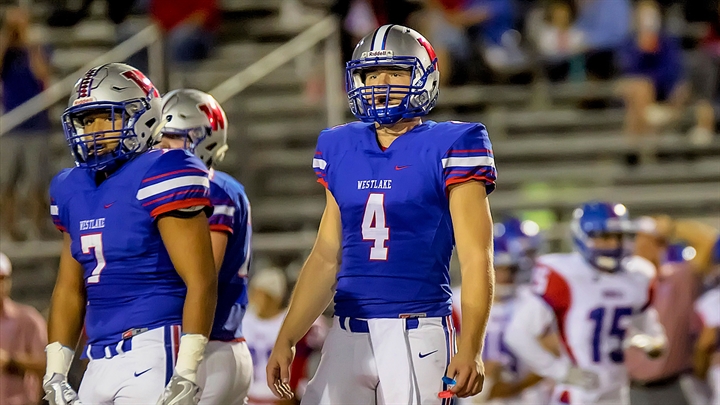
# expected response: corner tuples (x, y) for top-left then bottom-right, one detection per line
(210, 231), (230, 272)
(694, 323), (718, 379)
(158, 212), (217, 387)
(267, 188), (342, 398)
(158, 212), (217, 336)
(44, 232), (86, 403)
(447, 180), (494, 397)
(47, 232), (86, 363)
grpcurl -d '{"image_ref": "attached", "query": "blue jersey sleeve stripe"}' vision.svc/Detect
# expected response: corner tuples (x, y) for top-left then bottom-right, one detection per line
(136, 176), (210, 200)
(142, 168), (206, 184)
(441, 156), (495, 168)
(209, 214), (235, 233)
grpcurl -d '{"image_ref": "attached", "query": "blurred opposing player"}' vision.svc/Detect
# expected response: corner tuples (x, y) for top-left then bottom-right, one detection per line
(455, 236), (543, 405)
(695, 239), (720, 404)
(244, 268), (328, 404)
(160, 89), (253, 405)
(244, 268), (288, 404)
(267, 24), (497, 403)
(43, 63), (217, 405)
(505, 202), (667, 405)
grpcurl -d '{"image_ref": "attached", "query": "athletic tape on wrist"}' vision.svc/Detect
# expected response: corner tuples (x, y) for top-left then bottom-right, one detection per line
(45, 342), (74, 378)
(174, 334), (208, 384)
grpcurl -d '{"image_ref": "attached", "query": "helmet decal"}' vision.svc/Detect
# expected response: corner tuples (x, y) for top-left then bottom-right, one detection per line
(121, 69), (160, 98)
(416, 36), (438, 70)
(198, 101), (226, 131)
(78, 66), (101, 98)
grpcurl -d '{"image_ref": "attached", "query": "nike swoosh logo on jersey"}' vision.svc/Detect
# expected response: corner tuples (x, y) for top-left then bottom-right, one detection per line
(104, 202), (115, 209)
(395, 165), (411, 170)
(419, 350), (438, 358)
(134, 368), (152, 377)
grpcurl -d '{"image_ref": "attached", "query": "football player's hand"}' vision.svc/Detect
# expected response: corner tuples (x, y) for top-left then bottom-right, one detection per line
(156, 373), (200, 405)
(43, 373), (83, 405)
(563, 366), (600, 390)
(266, 339), (296, 399)
(624, 333), (665, 359)
(445, 349), (484, 397)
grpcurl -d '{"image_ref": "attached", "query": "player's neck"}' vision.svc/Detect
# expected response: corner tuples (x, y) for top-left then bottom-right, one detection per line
(374, 117), (422, 149)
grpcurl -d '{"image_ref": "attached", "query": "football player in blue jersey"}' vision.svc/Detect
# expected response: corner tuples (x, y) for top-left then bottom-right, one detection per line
(159, 89), (253, 405)
(42, 63), (218, 405)
(267, 25), (497, 403)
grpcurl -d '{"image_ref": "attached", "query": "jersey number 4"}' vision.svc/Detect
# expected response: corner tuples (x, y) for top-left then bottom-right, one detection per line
(362, 193), (389, 260)
(81, 233), (106, 284)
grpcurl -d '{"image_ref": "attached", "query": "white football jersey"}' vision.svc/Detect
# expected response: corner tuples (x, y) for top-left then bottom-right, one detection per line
(531, 252), (655, 403)
(243, 309), (286, 403)
(696, 287), (720, 329)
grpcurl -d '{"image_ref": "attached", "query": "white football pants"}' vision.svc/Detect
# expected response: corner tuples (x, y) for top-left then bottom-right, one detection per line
(302, 316), (457, 405)
(197, 340), (253, 405)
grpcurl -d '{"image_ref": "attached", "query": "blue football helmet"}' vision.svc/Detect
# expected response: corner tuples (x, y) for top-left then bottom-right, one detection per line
(495, 217), (543, 280)
(664, 243), (696, 264)
(346, 25), (440, 125)
(62, 63), (163, 172)
(494, 234), (520, 299)
(571, 201), (634, 272)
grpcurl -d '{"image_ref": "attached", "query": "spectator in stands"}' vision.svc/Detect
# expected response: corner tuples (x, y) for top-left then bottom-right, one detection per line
(686, 2), (719, 145)
(0, 252), (47, 405)
(426, 0), (529, 83)
(574, 0), (632, 80)
(616, 0), (687, 158)
(653, 215), (720, 275)
(150, 0), (220, 63)
(536, 0), (586, 82)
(0, 6), (53, 241)
(626, 222), (703, 405)
(46, 0), (137, 28)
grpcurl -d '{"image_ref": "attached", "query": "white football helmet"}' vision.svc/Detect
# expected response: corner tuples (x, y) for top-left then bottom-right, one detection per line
(346, 24), (440, 124)
(161, 89), (228, 168)
(62, 63), (163, 171)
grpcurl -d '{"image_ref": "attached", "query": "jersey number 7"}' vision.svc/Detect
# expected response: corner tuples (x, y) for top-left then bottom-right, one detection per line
(362, 193), (389, 260)
(81, 233), (106, 284)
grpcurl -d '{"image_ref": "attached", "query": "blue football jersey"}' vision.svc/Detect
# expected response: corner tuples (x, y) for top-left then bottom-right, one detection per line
(207, 169), (252, 341)
(50, 149), (212, 347)
(313, 120), (496, 319)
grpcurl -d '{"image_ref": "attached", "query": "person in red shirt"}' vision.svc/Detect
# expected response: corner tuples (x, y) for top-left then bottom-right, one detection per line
(150, 0), (219, 62)
(0, 252), (47, 405)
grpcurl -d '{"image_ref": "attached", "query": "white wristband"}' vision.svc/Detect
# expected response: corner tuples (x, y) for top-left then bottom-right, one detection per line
(45, 342), (75, 378)
(174, 334), (208, 384)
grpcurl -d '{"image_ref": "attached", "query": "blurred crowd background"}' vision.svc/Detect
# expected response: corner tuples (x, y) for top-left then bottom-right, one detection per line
(0, 0), (718, 403)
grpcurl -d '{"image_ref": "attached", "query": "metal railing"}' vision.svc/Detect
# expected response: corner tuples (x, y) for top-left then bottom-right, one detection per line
(0, 24), (165, 136)
(210, 15), (344, 128)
